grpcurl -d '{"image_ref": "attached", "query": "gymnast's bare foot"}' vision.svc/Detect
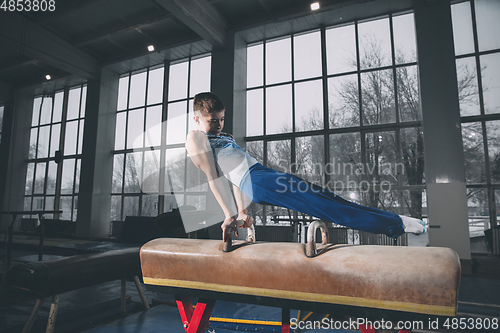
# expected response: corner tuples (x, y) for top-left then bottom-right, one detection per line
(400, 215), (428, 234)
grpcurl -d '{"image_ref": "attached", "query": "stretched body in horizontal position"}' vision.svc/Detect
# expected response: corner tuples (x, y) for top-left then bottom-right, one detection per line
(186, 92), (427, 241)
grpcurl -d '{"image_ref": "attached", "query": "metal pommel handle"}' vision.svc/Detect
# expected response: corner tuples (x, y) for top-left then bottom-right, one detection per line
(306, 221), (329, 258)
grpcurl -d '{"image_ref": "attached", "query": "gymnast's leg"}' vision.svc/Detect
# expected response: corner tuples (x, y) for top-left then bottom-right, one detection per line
(240, 164), (425, 238)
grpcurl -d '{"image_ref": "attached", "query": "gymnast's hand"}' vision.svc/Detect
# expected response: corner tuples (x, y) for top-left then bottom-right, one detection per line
(221, 216), (238, 241)
(236, 212), (253, 228)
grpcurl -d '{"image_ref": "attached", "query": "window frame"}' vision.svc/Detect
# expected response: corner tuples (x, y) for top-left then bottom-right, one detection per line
(112, 54), (212, 221)
(24, 85), (87, 221)
(244, 12), (425, 226)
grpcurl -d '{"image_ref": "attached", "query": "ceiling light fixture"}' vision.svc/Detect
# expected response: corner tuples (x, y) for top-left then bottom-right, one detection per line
(311, 2), (320, 10)
(45, 75), (51, 80)
(148, 45), (155, 52)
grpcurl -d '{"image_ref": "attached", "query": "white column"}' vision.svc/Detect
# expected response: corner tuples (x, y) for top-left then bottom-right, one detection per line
(414, 0), (471, 260)
(77, 68), (119, 238)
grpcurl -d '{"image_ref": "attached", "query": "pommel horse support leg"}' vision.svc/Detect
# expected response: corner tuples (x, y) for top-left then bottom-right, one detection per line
(141, 236), (461, 333)
(175, 295), (216, 333)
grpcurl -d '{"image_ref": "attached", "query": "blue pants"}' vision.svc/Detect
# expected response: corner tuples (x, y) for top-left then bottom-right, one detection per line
(239, 163), (405, 238)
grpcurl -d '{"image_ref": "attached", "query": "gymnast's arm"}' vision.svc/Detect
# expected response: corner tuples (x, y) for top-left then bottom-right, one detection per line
(185, 130), (238, 241)
(232, 184), (253, 228)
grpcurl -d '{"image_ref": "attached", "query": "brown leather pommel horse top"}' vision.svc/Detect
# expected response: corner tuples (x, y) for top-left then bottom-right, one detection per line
(140, 238), (460, 317)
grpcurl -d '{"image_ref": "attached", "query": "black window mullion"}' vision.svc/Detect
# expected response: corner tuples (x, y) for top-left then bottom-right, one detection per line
(262, 40), (268, 221)
(42, 94), (55, 206)
(158, 61), (170, 213)
(122, 74), (131, 210)
(54, 87), (70, 219)
(120, 194), (124, 222)
(262, 39), (268, 167)
(355, 21), (368, 203)
(120, 147), (127, 220)
(70, 157), (80, 221)
(75, 86), (83, 155)
(389, 14), (400, 125)
(291, 35), (296, 135)
(290, 35), (296, 173)
(469, 0), (485, 116)
(355, 21), (363, 128)
(182, 58), (193, 202)
(389, 14), (404, 208)
(137, 150), (144, 217)
(137, 70), (151, 217)
(34, 97), (44, 161)
(320, 26), (330, 188)
(72, 86), (83, 197)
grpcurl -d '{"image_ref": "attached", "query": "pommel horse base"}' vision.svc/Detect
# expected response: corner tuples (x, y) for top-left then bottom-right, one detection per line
(141, 225), (460, 333)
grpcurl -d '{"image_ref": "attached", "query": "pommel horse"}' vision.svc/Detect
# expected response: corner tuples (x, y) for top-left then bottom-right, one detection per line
(140, 222), (461, 333)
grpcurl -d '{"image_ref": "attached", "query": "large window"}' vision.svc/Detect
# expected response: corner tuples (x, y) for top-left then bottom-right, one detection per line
(452, 0), (500, 252)
(25, 85), (87, 221)
(112, 55), (211, 221)
(245, 13), (424, 230)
